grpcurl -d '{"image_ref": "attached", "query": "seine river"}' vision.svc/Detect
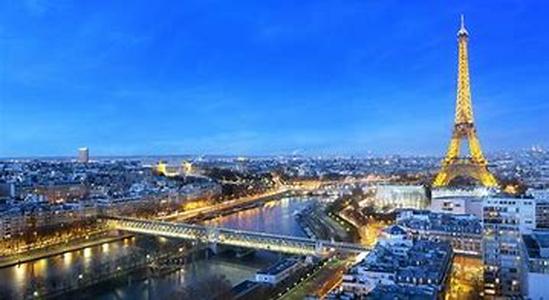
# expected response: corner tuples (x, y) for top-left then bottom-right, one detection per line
(0, 196), (314, 299)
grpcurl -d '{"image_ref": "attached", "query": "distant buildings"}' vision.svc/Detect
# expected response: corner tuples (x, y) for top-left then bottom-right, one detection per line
(0, 182), (16, 199)
(155, 161), (176, 177)
(0, 199), (97, 240)
(78, 147), (89, 163)
(33, 182), (88, 204)
(0, 159), (222, 242)
(0, 151), (547, 298)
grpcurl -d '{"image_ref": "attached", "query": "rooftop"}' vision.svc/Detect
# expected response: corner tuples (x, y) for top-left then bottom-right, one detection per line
(523, 230), (549, 259)
(355, 238), (452, 287)
(366, 284), (436, 300)
(397, 210), (482, 235)
(257, 259), (298, 276)
(383, 224), (408, 236)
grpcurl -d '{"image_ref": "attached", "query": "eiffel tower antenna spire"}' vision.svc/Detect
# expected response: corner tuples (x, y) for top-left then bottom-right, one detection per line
(458, 14), (468, 36)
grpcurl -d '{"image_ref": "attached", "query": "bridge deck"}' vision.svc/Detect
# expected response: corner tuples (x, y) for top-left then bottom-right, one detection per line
(103, 216), (370, 256)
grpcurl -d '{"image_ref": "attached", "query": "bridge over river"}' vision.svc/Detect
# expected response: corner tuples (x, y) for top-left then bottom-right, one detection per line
(104, 216), (370, 257)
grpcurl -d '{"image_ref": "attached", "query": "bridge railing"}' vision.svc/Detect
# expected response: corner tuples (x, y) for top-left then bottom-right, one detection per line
(101, 215), (371, 256)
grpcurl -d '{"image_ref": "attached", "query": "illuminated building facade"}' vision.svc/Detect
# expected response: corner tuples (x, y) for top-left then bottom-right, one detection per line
(482, 197), (534, 298)
(154, 161), (193, 177)
(374, 185), (428, 210)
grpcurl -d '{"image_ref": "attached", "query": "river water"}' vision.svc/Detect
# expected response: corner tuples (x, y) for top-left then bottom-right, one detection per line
(203, 196), (311, 235)
(0, 196), (314, 300)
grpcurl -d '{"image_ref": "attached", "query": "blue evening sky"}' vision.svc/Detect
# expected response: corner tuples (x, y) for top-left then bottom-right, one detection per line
(0, 1), (548, 157)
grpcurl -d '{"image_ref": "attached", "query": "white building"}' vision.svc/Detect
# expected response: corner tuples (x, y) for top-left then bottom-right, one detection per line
(341, 274), (376, 296)
(254, 259), (301, 285)
(431, 186), (494, 199)
(430, 187), (495, 218)
(483, 197), (534, 298)
(374, 185), (428, 210)
(429, 196), (483, 218)
(522, 230), (549, 300)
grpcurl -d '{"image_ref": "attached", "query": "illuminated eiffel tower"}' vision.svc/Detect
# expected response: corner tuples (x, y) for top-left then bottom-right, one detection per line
(433, 16), (498, 187)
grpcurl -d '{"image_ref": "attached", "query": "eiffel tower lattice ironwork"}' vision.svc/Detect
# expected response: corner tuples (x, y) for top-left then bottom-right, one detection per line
(433, 16), (498, 187)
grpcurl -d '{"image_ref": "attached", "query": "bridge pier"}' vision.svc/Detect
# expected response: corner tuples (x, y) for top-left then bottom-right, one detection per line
(208, 243), (218, 256)
(315, 240), (324, 256)
(234, 247), (255, 258)
(206, 226), (220, 257)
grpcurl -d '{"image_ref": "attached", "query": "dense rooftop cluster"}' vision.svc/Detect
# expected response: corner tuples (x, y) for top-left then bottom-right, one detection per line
(397, 209), (482, 234)
(360, 239), (452, 285)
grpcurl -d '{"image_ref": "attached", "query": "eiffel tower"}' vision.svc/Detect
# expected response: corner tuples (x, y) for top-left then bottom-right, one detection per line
(433, 16), (498, 187)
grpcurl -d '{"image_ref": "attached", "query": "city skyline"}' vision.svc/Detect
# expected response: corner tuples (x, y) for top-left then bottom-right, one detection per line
(1, 1), (548, 157)
(1, 3), (549, 299)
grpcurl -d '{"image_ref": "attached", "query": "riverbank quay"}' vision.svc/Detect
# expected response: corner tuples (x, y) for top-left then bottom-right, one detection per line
(0, 231), (131, 269)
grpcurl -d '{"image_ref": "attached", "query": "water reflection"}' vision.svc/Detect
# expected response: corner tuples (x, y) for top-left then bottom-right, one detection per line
(203, 196), (312, 237)
(63, 252), (73, 269)
(33, 259), (48, 278)
(83, 247), (92, 259)
(95, 252), (279, 300)
(13, 264), (26, 285)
